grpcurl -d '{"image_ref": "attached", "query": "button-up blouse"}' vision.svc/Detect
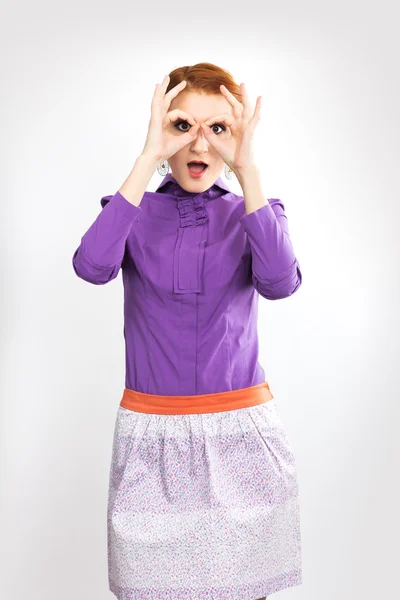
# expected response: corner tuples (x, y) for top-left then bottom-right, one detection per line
(72, 173), (302, 395)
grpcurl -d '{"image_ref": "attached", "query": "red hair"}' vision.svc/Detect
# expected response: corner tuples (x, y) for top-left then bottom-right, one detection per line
(166, 62), (242, 103)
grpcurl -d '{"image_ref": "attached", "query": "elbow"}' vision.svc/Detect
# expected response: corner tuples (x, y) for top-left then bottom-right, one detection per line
(254, 261), (303, 301)
(72, 247), (120, 285)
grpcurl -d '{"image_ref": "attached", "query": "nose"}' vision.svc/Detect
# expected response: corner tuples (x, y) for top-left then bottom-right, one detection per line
(190, 126), (209, 153)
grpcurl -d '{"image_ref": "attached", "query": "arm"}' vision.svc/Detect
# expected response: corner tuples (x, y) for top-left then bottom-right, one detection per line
(72, 153), (158, 285)
(239, 200), (302, 300)
(72, 192), (141, 284)
(237, 168), (302, 301)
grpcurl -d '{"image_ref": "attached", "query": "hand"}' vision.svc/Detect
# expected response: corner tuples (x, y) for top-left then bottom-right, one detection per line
(141, 75), (201, 162)
(199, 83), (262, 174)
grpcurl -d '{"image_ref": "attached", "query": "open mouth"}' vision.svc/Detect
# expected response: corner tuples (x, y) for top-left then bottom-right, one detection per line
(187, 161), (208, 178)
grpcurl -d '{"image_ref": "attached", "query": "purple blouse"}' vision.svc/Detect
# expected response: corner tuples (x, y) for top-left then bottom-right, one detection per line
(72, 173), (302, 395)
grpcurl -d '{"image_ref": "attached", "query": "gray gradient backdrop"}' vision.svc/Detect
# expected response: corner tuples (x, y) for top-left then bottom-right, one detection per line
(1, 1), (399, 599)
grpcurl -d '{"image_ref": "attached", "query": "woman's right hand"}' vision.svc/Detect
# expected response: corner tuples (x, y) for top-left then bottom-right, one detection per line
(141, 75), (201, 163)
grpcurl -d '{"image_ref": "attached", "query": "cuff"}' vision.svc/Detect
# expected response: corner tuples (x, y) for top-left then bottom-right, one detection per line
(239, 202), (277, 229)
(101, 190), (143, 222)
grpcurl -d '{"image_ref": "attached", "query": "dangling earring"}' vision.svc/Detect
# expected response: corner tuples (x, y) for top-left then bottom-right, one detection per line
(157, 159), (169, 176)
(224, 164), (234, 180)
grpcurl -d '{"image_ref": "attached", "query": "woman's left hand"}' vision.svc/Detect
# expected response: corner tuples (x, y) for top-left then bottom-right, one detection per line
(200, 83), (261, 175)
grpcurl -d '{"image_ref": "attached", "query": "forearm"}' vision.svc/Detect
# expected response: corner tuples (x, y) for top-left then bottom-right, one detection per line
(72, 153), (158, 285)
(236, 166), (302, 300)
(118, 153), (159, 207)
(235, 165), (269, 215)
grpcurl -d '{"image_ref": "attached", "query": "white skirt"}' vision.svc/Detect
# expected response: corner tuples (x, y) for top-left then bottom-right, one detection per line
(107, 397), (302, 599)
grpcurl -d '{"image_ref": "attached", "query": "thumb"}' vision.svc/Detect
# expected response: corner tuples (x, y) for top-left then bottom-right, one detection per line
(178, 123), (201, 149)
(200, 123), (219, 150)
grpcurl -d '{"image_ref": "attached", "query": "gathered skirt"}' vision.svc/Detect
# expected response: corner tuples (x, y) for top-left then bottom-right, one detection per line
(107, 382), (302, 600)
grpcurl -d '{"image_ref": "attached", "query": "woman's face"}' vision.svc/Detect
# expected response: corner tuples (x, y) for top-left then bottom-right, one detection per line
(167, 90), (234, 192)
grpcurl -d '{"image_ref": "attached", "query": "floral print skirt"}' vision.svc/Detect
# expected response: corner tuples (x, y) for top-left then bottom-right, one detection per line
(107, 383), (302, 600)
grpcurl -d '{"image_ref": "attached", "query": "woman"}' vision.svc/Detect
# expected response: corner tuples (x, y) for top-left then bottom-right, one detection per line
(72, 62), (303, 600)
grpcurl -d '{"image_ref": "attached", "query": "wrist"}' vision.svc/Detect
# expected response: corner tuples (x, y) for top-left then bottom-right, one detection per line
(138, 152), (161, 168)
(234, 163), (261, 185)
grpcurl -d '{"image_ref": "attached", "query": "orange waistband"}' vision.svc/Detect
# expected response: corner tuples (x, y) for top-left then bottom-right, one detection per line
(119, 381), (274, 415)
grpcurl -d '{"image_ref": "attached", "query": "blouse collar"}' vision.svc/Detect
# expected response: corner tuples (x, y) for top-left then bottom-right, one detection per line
(155, 173), (231, 199)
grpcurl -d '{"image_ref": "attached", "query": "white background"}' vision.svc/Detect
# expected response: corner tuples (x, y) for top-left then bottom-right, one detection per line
(1, 1), (399, 599)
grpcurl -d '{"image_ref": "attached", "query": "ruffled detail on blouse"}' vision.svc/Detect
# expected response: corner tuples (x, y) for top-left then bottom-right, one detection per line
(176, 193), (210, 228)
(166, 188), (211, 293)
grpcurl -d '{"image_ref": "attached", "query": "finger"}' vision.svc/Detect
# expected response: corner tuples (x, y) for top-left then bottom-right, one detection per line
(219, 84), (243, 118)
(153, 74), (170, 99)
(161, 80), (186, 111)
(152, 75), (170, 114)
(200, 123), (222, 151)
(204, 113), (235, 128)
(153, 76), (187, 116)
(178, 123), (201, 147)
(239, 83), (253, 121)
(151, 81), (163, 111)
(164, 109), (196, 128)
(163, 79), (187, 108)
(248, 96), (262, 130)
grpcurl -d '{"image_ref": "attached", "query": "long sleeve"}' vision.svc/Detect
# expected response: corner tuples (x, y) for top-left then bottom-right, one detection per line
(239, 199), (302, 300)
(72, 191), (142, 285)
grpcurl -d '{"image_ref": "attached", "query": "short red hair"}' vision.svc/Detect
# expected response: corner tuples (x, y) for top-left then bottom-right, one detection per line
(166, 62), (242, 103)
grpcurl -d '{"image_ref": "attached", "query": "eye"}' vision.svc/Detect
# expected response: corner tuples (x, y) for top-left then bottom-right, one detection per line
(174, 120), (226, 134)
(174, 120), (192, 132)
(209, 123), (226, 134)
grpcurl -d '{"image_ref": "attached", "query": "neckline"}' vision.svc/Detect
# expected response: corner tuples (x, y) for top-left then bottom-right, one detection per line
(154, 173), (231, 199)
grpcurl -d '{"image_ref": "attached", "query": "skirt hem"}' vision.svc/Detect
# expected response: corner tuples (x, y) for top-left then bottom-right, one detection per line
(109, 569), (302, 599)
